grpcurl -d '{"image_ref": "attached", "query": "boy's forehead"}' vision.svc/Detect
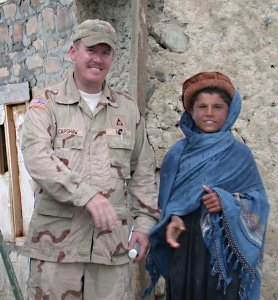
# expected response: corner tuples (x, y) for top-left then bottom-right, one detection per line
(196, 92), (227, 100)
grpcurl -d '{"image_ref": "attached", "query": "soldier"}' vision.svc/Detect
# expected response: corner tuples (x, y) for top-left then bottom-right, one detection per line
(21, 19), (159, 300)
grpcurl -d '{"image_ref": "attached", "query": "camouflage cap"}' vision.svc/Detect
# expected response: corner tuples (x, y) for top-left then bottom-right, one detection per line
(72, 19), (116, 50)
(182, 71), (234, 112)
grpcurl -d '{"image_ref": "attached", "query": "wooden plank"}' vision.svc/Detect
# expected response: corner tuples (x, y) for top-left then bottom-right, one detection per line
(0, 126), (4, 174)
(4, 105), (23, 238)
(13, 104), (34, 236)
(0, 82), (30, 105)
(129, 2), (155, 299)
(129, 2), (155, 298)
(0, 106), (6, 174)
(129, 0), (148, 116)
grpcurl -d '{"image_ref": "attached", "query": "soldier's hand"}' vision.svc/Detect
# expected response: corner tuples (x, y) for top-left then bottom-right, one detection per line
(166, 215), (185, 248)
(202, 185), (222, 213)
(86, 194), (119, 231)
(128, 231), (150, 263)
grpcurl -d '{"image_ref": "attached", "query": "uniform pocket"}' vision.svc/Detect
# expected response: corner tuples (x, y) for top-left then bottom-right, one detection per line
(107, 135), (134, 151)
(92, 222), (129, 260)
(107, 136), (134, 179)
(53, 136), (84, 171)
(54, 136), (84, 149)
(32, 198), (75, 248)
(36, 198), (75, 218)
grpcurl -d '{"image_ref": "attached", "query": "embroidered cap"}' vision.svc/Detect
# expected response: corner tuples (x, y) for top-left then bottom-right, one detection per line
(72, 19), (116, 50)
(182, 71), (235, 112)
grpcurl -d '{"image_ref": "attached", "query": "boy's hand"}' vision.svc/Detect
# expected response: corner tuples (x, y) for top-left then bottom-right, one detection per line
(202, 185), (222, 213)
(166, 215), (185, 248)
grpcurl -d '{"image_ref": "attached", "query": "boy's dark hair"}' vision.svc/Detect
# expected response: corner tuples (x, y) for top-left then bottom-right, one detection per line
(189, 87), (232, 110)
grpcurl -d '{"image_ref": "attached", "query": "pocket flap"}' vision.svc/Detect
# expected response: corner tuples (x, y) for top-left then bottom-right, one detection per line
(107, 136), (134, 150)
(37, 199), (75, 218)
(54, 136), (84, 149)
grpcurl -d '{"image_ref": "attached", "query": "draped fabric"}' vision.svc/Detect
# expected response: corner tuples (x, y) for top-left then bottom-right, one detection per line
(166, 208), (241, 300)
(144, 89), (269, 300)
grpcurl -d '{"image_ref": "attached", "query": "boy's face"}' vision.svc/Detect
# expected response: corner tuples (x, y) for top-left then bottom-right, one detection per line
(190, 92), (229, 133)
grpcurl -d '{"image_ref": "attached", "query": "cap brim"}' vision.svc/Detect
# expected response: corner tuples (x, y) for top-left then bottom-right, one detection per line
(81, 33), (116, 50)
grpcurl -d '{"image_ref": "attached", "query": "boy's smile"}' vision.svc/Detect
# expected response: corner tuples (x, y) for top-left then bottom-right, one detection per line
(190, 92), (229, 133)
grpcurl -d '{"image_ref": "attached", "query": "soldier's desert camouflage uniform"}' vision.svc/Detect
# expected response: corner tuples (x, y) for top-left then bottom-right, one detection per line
(21, 72), (159, 298)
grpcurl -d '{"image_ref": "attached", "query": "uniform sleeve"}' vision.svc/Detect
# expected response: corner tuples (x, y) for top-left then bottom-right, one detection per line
(21, 96), (98, 206)
(128, 114), (160, 234)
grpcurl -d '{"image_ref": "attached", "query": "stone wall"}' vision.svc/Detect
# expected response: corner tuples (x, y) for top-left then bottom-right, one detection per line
(0, 0), (277, 299)
(0, 0), (131, 95)
(0, 0), (76, 94)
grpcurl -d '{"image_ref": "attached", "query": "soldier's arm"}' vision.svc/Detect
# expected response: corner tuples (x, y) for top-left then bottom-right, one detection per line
(128, 114), (160, 234)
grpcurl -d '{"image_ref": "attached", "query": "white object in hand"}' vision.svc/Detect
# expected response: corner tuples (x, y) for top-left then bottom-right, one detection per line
(128, 243), (140, 259)
(128, 225), (140, 259)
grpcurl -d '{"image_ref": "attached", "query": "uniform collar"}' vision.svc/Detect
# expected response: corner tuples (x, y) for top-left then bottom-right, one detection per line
(54, 70), (119, 108)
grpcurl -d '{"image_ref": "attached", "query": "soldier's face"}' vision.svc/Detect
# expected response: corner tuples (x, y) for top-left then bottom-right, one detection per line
(69, 41), (114, 93)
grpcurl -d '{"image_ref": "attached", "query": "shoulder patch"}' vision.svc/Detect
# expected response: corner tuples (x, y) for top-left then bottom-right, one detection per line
(110, 115), (128, 129)
(30, 96), (48, 109)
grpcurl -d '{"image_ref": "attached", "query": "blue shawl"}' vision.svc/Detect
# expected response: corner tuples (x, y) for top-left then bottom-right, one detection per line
(145, 89), (269, 300)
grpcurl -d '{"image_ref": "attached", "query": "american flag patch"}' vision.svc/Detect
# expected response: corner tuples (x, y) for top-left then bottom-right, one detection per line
(30, 96), (47, 109)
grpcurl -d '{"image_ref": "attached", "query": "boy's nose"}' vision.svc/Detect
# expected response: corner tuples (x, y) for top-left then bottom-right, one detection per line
(205, 106), (213, 115)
